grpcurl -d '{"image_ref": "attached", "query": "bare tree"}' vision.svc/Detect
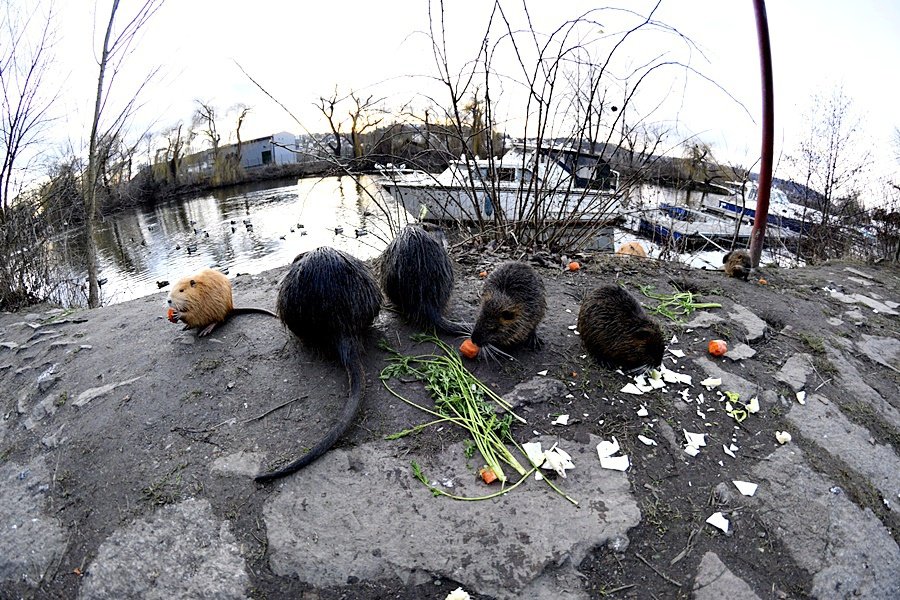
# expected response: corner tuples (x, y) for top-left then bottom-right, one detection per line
(194, 100), (220, 165)
(786, 86), (871, 261)
(348, 92), (384, 159)
(315, 88), (344, 157)
(83, 0), (164, 307)
(0, 0), (59, 219)
(230, 103), (251, 165)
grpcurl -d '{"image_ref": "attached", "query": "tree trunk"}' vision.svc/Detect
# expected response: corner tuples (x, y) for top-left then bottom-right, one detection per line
(84, 0), (119, 307)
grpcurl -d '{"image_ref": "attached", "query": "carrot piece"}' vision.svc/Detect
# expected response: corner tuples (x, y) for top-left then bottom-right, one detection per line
(758, 278), (768, 285)
(479, 467), (498, 484)
(478, 270), (488, 278)
(459, 338), (480, 359)
(167, 307), (178, 323)
(567, 261), (581, 271)
(708, 339), (728, 356)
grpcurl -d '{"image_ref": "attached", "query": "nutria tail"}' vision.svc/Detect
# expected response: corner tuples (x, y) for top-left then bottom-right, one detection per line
(255, 339), (364, 483)
(471, 261), (546, 349)
(230, 307), (278, 319)
(723, 250), (752, 281)
(578, 285), (665, 374)
(379, 224), (470, 335)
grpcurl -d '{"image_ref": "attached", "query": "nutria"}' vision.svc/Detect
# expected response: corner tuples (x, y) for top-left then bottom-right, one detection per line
(255, 247), (381, 483)
(616, 241), (648, 258)
(378, 224), (470, 335)
(577, 285), (665, 374)
(471, 261), (546, 353)
(166, 268), (276, 336)
(723, 249), (752, 280)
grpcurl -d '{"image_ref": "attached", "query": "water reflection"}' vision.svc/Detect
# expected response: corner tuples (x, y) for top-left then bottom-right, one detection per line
(82, 175), (412, 306)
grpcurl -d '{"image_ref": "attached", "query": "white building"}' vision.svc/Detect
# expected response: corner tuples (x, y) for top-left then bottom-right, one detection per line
(232, 131), (299, 168)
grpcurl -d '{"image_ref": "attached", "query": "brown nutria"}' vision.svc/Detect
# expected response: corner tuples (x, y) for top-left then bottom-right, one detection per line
(577, 285), (665, 374)
(471, 261), (546, 355)
(616, 241), (648, 258)
(166, 268), (276, 336)
(255, 247), (381, 483)
(723, 249), (752, 280)
(378, 224), (470, 335)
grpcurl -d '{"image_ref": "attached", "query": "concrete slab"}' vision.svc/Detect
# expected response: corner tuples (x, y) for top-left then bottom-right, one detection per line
(727, 304), (767, 342)
(0, 459), (67, 588)
(78, 498), (249, 600)
(774, 353), (813, 392)
(751, 446), (900, 599)
(263, 436), (639, 600)
(787, 394), (900, 503)
(693, 552), (761, 600)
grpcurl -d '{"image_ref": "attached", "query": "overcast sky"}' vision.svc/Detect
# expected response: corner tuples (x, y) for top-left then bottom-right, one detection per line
(40, 1), (900, 196)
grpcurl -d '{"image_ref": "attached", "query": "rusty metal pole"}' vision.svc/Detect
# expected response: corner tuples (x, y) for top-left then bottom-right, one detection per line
(749, 0), (774, 267)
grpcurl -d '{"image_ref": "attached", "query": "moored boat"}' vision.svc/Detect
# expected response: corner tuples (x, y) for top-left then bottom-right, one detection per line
(373, 143), (621, 225)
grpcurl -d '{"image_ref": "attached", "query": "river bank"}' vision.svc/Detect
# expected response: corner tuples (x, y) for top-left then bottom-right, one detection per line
(1, 253), (898, 599)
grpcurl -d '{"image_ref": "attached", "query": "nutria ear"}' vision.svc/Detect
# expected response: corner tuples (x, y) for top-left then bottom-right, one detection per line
(190, 279), (196, 287)
(722, 251), (732, 264)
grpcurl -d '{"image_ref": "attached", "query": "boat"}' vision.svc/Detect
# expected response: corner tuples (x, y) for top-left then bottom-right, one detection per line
(636, 203), (757, 248)
(373, 143), (622, 225)
(703, 182), (823, 234)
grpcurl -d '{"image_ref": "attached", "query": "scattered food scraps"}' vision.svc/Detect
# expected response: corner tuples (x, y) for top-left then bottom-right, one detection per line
(479, 467), (498, 484)
(567, 261), (581, 271)
(775, 431), (792, 444)
(600, 455), (631, 471)
(723, 445), (736, 458)
(637, 435), (657, 446)
(668, 348), (686, 358)
(620, 382), (644, 395)
(747, 397), (760, 413)
(701, 377), (722, 390)
(459, 338), (480, 359)
(796, 390), (806, 404)
(543, 445), (575, 478)
(636, 405), (649, 417)
(708, 339), (728, 356)
(706, 511), (730, 533)
(660, 364), (692, 385)
(551, 414), (570, 426)
(733, 480), (758, 496)
(537, 369), (548, 376)
(596, 437), (630, 470)
(596, 437), (621, 458)
(445, 587), (472, 600)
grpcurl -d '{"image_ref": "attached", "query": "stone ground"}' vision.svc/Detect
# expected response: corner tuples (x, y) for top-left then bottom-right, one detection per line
(0, 252), (898, 600)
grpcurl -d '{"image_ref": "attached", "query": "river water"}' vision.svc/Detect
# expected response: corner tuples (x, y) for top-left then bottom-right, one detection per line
(60, 175), (795, 308)
(80, 175), (413, 306)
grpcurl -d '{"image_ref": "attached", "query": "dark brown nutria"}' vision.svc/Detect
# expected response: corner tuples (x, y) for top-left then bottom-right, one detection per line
(378, 224), (470, 335)
(723, 249), (752, 280)
(255, 247), (381, 483)
(577, 285), (665, 374)
(166, 268), (276, 337)
(471, 261), (546, 353)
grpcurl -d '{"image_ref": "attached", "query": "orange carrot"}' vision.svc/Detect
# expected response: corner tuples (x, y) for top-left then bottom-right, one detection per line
(478, 270), (488, 278)
(479, 467), (498, 484)
(708, 339), (728, 356)
(758, 278), (768, 285)
(567, 261), (581, 271)
(167, 307), (178, 323)
(459, 338), (480, 359)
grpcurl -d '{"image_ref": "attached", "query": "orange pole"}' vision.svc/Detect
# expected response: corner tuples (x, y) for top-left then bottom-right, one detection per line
(749, 0), (774, 267)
